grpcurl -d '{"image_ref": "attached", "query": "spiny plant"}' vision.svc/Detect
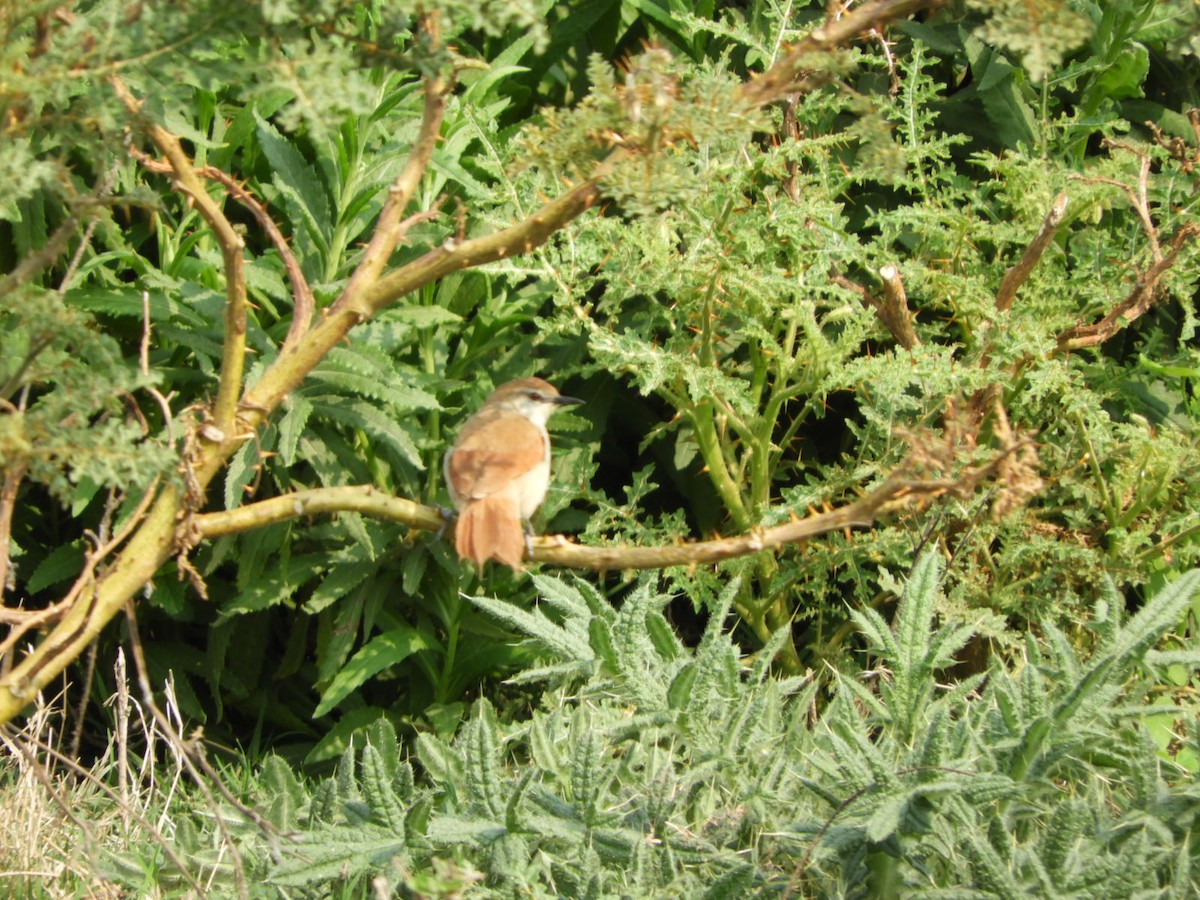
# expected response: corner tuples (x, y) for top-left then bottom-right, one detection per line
(4, 0), (1200, 764)
(65, 554), (1198, 897)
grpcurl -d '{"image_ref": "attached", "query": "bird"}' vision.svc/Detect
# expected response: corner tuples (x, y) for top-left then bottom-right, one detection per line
(443, 377), (583, 570)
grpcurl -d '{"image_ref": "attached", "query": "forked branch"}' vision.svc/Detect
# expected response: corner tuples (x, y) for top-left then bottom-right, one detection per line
(110, 75), (248, 436)
(0, 1), (958, 727)
(742, 0), (944, 106)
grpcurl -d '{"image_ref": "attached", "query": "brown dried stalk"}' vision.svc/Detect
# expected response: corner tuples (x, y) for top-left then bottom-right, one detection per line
(742, 0), (944, 107)
(831, 265), (920, 350)
(995, 192), (1069, 312)
(1057, 225), (1199, 352)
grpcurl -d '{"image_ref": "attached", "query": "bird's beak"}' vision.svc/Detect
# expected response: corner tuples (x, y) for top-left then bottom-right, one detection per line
(554, 394), (584, 406)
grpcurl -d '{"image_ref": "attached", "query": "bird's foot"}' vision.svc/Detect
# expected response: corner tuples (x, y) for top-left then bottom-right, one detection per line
(435, 505), (456, 540)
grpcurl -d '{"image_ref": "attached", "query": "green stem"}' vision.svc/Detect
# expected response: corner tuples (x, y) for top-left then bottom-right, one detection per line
(690, 401), (750, 532)
(1074, 411), (1118, 527)
(438, 594), (462, 705)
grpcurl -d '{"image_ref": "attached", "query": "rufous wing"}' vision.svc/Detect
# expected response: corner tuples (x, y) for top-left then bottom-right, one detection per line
(446, 410), (547, 501)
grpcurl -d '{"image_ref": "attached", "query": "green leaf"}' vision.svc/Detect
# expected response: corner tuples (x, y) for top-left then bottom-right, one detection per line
(268, 826), (405, 886)
(314, 626), (430, 717)
(278, 394), (313, 467)
(26, 541), (85, 593)
(864, 790), (909, 843)
(304, 707), (391, 767)
(255, 112), (332, 249)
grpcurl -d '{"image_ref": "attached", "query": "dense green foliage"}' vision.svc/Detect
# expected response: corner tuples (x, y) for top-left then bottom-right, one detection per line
(3, 0), (1200, 894)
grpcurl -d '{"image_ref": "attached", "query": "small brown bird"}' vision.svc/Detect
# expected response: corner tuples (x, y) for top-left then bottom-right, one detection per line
(444, 377), (583, 570)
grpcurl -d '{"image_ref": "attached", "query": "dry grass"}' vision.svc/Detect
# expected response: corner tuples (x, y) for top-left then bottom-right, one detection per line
(0, 650), (205, 898)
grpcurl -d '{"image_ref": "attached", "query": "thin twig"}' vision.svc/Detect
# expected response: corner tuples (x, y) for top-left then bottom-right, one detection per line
(140, 289), (152, 376)
(128, 152), (319, 352)
(66, 640), (99, 760)
(198, 166), (317, 351)
(57, 163), (120, 293)
(0, 463), (26, 604)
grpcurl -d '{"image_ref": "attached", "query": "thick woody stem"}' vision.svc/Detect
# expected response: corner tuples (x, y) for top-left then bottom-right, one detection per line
(877, 263), (920, 350)
(530, 459), (1006, 570)
(831, 267), (919, 350)
(192, 485), (444, 537)
(0, 484), (180, 722)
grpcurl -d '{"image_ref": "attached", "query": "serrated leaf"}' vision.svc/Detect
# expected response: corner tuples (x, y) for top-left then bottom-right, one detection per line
(312, 397), (424, 467)
(864, 790), (907, 843)
(268, 826), (404, 886)
(304, 560), (375, 615)
(256, 112), (331, 248)
(415, 731), (462, 786)
(469, 594), (593, 661)
(278, 394), (313, 467)
(26, 541), (84, 593)
(362, 743), (406, 832)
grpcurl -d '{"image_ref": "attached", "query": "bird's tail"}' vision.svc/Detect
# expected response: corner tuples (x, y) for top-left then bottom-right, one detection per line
(454, 496), (526, 570)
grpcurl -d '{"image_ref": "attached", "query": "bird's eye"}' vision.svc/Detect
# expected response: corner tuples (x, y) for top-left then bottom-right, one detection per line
(526, 390), (541, 400)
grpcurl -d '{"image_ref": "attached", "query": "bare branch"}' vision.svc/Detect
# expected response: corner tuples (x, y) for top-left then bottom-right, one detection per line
(995, 192), (1068, 312)
(742, 0), (944, 107)
(191, 485), (444, 538)
(877, 263), (920, 350)
(0, 464), (27, 603)
(127, 153), (318, 351)
(199, 166), (317, 351)
(186, 450), (1010, 573)
(0, 3), (950, 727)
(362, 178), (606, 314)
(1146, 108), (1200, 174)
(0, 477), (160, 662)
(336, 12), (451, 319)
(831, 266), (920, 350)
